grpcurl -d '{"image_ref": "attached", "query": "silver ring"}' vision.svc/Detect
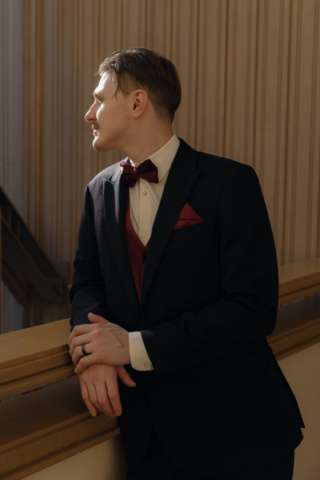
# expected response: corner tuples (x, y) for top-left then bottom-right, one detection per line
(81, 344), (90, 356)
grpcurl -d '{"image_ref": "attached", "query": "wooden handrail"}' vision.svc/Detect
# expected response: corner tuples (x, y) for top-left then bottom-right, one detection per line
(2, 257), (320, 399)
(1, 300), (320, 401)
(279, 257), (320, 305)
(0, 377), (120, 480)
(0, 320), (120, 479)
(0, 319), (72, 400)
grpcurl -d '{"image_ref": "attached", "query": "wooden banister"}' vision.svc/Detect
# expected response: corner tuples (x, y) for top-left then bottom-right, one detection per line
(0, 377), (120, 480)
(0, 187), (64, 306)
(2, 258), (320, 400)
(279, 257), (320, 305)
(0, 319), (73, 400)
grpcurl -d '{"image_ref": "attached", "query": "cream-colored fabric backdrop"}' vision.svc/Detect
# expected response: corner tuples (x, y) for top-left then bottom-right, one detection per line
(23, 0), (320, 283)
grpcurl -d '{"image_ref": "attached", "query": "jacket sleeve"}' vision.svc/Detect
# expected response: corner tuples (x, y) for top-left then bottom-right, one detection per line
(141, 164), (279, 375)
(69, 185), (109, 331)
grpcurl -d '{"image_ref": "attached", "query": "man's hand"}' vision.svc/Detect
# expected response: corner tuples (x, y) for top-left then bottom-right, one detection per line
(79, 363), (136, 418)
(68, 313), (130, 374)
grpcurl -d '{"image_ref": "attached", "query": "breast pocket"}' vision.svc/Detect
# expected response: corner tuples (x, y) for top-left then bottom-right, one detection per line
(169, 221), (209, 242)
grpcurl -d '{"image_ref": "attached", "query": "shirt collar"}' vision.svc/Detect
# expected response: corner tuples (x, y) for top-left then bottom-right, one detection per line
(129, 134), (180, 183)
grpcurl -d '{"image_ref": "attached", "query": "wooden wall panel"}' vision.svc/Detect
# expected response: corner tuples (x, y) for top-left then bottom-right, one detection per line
(23, 0), (320, 284)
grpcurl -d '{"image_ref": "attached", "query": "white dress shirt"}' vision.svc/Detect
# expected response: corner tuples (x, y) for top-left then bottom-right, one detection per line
(127, 134), (180, 371)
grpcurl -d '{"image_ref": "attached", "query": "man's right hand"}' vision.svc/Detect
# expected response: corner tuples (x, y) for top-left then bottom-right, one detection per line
(78, 364), (136, 418)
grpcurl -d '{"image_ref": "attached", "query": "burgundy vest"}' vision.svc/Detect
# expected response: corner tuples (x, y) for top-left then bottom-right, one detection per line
(125, 188), (150, 301)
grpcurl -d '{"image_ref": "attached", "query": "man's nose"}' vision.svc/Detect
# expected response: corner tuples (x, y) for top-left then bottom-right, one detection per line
(84, 104), (96, 123)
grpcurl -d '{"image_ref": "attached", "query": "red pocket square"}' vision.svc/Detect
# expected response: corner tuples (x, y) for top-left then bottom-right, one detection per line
(173, 203), (204, 230)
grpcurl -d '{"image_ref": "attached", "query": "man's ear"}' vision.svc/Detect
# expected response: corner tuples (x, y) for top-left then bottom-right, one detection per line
(131, 89), (148, 118)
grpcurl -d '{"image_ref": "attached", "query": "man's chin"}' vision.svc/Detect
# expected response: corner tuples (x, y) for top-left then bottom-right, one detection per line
(92, 139), (115, 152)
(92, 143), (103, 152)
(92, 139), (106, 152)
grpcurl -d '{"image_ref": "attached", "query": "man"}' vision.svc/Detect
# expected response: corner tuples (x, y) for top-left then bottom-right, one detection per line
(68, 48), (304, 479)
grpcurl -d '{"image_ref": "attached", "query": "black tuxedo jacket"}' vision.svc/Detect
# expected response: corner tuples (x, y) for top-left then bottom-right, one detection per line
(70, 138), (304, 476)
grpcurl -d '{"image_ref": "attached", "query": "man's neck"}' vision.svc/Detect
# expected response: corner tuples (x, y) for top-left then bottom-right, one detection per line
(124, 128), (174, 165)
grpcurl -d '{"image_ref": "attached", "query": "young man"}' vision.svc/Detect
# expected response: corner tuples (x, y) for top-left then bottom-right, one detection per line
(68, 48), (304, 479)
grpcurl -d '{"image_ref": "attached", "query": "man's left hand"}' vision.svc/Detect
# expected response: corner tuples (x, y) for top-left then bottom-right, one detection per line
(68, 313), (130, 374)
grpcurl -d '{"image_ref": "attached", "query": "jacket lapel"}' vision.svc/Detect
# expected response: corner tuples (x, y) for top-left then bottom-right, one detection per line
(139, 139), (200, 310)
(103, 166), (140, 314)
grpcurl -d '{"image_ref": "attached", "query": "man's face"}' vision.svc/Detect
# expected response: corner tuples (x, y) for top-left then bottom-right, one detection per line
(85, 72), (132, 151)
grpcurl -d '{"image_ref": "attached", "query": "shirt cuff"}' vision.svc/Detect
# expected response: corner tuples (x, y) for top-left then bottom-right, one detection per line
(129, 331), (154, 371)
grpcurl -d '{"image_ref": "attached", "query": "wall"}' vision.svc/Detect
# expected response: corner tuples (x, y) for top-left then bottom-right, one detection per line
(24, 435), (127, 480)
(22, 0), (320, 281)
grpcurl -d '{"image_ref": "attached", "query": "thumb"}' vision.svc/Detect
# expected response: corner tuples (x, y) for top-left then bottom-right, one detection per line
(88, 312), (109, 324)
(117, 365), (137, 387)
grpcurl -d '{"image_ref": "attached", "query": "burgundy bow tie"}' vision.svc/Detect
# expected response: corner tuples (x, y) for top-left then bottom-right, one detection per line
(120, 159), (159, 187)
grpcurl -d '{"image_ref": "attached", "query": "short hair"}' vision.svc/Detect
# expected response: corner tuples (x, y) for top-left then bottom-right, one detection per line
(97, 48), (181, 121)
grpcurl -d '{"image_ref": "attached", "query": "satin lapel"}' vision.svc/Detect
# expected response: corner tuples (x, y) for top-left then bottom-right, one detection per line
(103, 169), (140, 314)
(139, 139), (200, 310)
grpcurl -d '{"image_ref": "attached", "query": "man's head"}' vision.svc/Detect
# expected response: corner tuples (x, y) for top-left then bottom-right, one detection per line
(97, 48), (181, 122)
(85, 48), (181, 153)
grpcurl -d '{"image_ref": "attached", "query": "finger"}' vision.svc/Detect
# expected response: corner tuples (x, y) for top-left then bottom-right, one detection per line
(68, 324), (97, 346)
(74, 352), (102, 374)
(69, 333), (92, 356)
(86, 380), (104, 415)
(95, 380), (117, 418)
(72, 344), (93, 366)
(105, 368), (122, 416)
(79, 375), (97, 417)
(88, 367), (115, 417)
(88, 312), (110, 324)
(117, 365), (137, 387)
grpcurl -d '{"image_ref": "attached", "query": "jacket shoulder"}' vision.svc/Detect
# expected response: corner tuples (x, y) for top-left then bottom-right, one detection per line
(196, 149), (252, 176)
(178, 138), (254, 177)
(192, 147), (260, 198)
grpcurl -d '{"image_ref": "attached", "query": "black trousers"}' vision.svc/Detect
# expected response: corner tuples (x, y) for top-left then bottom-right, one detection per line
(126, 428), (295, 480)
